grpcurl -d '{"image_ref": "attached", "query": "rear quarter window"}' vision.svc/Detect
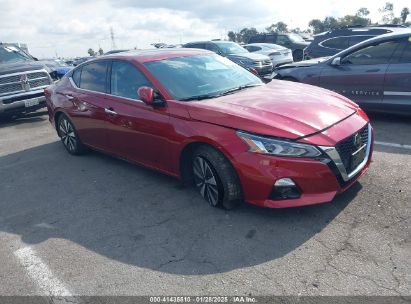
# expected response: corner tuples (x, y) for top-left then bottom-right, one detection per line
(72, 68), (81, 87)
(321, 37), (349, 49)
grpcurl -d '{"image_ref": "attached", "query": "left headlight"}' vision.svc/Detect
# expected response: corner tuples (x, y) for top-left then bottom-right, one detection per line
(237, 131), (321, 158)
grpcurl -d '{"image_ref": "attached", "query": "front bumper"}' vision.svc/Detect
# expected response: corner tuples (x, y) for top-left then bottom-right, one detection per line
(233, 125), (373, 208)
(0, 90), (47, 116)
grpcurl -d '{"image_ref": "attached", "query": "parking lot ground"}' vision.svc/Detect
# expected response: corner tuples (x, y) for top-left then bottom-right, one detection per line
(0, 110), (410, 297)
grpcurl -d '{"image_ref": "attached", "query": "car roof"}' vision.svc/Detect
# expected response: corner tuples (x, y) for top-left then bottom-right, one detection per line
(314, 26), (406, 37)
(244, 43), (283, 48)
(98, 48), (212, 63)
(333, 30), (411, 57)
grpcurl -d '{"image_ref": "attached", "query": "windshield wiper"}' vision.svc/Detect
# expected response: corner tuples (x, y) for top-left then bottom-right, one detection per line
(179, 83), (263, 101)
(179, 93), (222, 101)
(219, 83), (263, 96)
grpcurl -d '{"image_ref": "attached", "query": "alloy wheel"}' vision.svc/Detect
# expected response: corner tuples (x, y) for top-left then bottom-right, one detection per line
(193, 156), (220, 206)
(59, 118), (77, 152)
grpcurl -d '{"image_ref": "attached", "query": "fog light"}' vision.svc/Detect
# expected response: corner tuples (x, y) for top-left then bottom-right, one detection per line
(269, 178), (301, 200)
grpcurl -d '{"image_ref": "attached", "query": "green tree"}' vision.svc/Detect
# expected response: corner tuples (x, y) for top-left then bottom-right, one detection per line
(87, 48), (95, 56)
(379, 2), (394, 24)
(239, 27), (259, 43)
(356, 8), (370, 17)
(401, 7), (410, 24)
(309, 19), (325, 33)
(98, 48), (104, 55)
(227, 31), (237, 42)
(266, 22), (288, 33)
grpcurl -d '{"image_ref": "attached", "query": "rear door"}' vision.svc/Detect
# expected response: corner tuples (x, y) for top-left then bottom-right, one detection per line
(383, 37), (411, 112)
(319, 39), (401, 106)
(68, 61), (110, 151)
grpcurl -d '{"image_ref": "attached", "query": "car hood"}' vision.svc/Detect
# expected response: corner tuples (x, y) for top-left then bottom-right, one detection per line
(0, 61), (49, 76)
(226, 52), (269, 62)
(276, 57), (331, 69)
(186, 80), (358, 139)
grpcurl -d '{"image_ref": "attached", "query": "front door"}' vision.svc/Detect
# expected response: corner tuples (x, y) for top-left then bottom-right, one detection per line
(319, 39), (402, 106)
(104, 60), (172, 171)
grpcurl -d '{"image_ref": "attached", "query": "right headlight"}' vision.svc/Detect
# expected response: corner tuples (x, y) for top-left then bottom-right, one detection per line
(237, 131), (321, 158)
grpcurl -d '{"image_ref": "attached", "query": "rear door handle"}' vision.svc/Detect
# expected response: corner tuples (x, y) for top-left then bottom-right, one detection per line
(105, 108), (117, 115)
(366, 69), (380, 73)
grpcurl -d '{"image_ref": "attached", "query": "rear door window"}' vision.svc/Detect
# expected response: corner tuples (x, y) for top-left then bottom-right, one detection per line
(400, 38), (411, 63)
(276, 35), (291, 45)
(321, 37), (349, 49)
(264, 35), (276, 43)
(80, 61), (109, 93)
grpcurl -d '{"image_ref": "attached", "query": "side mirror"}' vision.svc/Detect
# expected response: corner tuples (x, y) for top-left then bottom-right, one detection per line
(331, 57), (341, 66)
(138, 86), (165, 107)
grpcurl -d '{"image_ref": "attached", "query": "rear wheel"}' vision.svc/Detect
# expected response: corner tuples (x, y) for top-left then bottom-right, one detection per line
(57, 114), (87, 155)
(192, 146), (242, 209)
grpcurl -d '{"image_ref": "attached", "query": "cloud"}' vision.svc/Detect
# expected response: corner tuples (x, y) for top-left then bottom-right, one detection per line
(1, 0), (410, 58)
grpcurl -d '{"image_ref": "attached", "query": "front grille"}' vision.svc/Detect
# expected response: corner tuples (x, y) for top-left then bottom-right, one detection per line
(27, 72), (47, 80)
(0, 83), (23, 94)
(335, 124), (369, 174)
(29, 78), (50, 88)
(0, 75), (20, 85)
(0, 70), (51, 96)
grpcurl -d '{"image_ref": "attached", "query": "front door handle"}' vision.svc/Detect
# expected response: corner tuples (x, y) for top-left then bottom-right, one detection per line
(64, 94), (74, 100)
(105, 108), (117, 115)
(366, 69), (380, 73)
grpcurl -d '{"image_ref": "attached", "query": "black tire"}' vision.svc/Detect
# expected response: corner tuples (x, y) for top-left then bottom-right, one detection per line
(192, 145), (242, 209)
(57, 114), (87, 155)
(293, 49), (303, 62)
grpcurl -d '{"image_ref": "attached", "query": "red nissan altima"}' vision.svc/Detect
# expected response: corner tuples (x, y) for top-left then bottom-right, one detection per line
(45, 49), (373, 209)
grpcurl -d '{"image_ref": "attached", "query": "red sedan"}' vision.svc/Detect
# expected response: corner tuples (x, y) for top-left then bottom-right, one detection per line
(45, 49), (373, 209)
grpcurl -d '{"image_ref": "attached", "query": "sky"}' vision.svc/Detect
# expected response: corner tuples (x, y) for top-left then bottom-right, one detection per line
(1, 0), (410, 58)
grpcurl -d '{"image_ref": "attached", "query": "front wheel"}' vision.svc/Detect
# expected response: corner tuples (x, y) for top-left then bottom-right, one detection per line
(57, 114), (87, 155)
(192, 146), (242, 209)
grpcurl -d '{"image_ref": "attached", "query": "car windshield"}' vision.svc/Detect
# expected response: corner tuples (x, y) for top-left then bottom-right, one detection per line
(289, 33), (306, 43)
(213, 42), (248, 54)
(144, 54), (262, 100)
(0, 46), (32, 63)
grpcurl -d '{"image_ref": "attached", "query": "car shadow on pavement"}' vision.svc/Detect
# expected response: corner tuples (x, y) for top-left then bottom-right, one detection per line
(0, 110), (49, 127)
(0, 142), (361, 275)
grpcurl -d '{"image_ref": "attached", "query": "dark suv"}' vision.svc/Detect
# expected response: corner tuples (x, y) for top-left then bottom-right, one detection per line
(183, 41), (273, 78)
(304, 26), (401, 59)
(248, 33), (310, 61)
(273, 31), (411, 114)
(0, 44), (54, 118)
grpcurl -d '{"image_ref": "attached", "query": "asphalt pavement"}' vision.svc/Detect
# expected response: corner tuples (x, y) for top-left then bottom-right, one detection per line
(0, 110), (410, 298)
